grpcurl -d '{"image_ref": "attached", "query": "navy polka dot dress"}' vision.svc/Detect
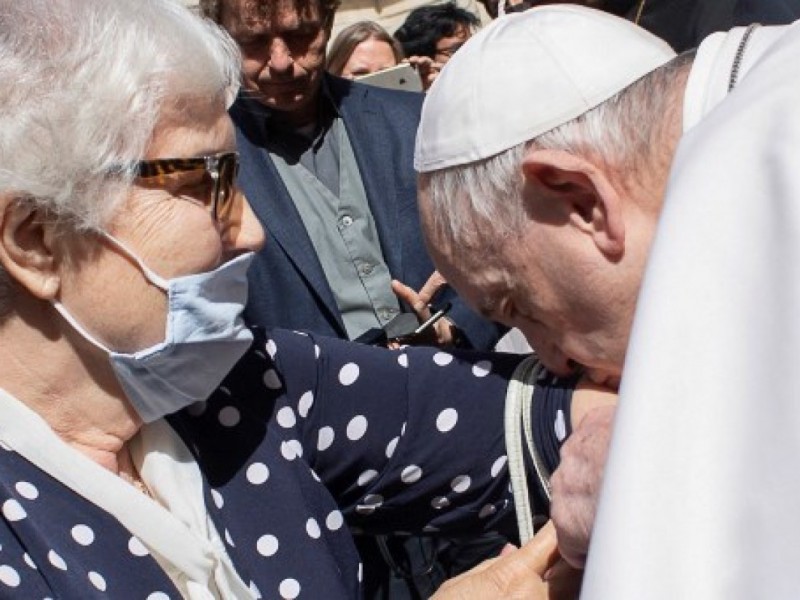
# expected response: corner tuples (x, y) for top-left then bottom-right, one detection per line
(0, 328), (573, 598)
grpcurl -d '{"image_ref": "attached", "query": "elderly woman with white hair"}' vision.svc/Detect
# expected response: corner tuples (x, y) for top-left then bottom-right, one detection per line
(0, 0), (613, 598)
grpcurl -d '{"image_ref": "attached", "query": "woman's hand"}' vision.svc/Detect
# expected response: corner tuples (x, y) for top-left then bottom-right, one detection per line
(431, 522), (582, 599)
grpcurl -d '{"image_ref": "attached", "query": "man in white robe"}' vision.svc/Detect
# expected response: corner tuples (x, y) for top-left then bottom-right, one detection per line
(582, 19), (800, 600)
(414, 5), (800, 597)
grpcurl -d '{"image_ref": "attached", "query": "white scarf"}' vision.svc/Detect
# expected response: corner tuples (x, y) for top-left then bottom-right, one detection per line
(0, 389), (254, 599)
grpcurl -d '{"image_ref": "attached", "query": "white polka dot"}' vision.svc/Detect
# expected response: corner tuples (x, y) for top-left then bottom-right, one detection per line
(306, 518), (321, 539)
(397, 354), (409, 368)
(256, 534), (279, 557)
(2, 500), (26, 522)
(310, 468), (321, 482)
(128, 536), (149, 557)
(401, 465), (422, 484)
(48, 550), (67, 571)
(280, 440), (303, 460)
(266, 339), (278, 359)
(71, 524), (95, 546)
(23, 554), (36, 570)
(357, 469), (378, 486)
(186, 401), (207, 416)
(88, 571), (106, 591)
(263, 369), (282, 390)
(147, 593), (170, 600)
(218, 406), (241, 427)
(314, 344), (321, 359)
(451, 475), (472, 493)
(0, 565), (20, 588)
(479, 504), (497, 519)
(356, 494), (384, 515)
(433, 352), (454, 366)
(554, 409), (567, 442)
(317, 427), (335, 451)
(246, 463), (270, 485)
(225, 529), (235, 547)
(346, 416), (368, 441)
(385, 436), (399, 458)
(211, 489), (224, 509)
(276, 407), (296, 429)
(339, 363), (360, 386)
(401, 422), (407, 436)
(431, 496), (450, 509)
(298, 391), (314, 418)
(250, 580), (263, 599)
(490, 454), (508, 477)
(357, 562), (363, 582)
(279, 578), (301, 599)
(15, 481), (38, 500)
(326, 510), (344, 531)
(436, 408), (459, 432)
(472, 360), (493, 377)
(219, 385), (231, 396)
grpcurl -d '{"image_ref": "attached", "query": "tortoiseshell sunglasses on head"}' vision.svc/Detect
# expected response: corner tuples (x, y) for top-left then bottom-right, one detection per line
(133, 151), (240, 223)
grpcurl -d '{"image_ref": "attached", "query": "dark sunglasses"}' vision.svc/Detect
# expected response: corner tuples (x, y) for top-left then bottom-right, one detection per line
(133, 151), (240, 223)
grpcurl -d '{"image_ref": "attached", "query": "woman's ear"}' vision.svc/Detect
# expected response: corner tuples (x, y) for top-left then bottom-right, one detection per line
(521, 148), (625, 258)
(0, 196), (61, 300)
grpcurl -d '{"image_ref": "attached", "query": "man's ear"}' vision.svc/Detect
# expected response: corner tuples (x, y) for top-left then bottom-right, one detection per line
(521, 148), (625, 258)
(0, 196), (61, 300)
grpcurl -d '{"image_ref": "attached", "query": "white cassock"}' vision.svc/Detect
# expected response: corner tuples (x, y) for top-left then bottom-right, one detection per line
(582, 19), (800, 600)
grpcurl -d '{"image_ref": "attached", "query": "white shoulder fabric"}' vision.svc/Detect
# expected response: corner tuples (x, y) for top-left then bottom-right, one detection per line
(504, 356), (548, 544)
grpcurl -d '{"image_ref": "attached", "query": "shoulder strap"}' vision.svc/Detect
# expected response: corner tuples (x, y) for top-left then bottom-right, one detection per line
(505, 356), (549, 544)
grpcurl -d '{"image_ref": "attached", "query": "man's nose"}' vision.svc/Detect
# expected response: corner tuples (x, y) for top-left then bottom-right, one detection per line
(267, 38), (293, 73)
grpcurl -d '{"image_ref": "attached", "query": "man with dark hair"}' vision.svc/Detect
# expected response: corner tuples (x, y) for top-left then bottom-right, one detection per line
(394, 2), (479, 63)
(198, 1), (503, 597)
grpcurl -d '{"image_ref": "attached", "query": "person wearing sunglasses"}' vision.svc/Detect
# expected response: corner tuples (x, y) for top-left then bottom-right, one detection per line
(0, 0), (614, 598)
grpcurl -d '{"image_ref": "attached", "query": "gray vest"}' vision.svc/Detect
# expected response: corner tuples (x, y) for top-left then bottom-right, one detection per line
(270, 118), (401, 340)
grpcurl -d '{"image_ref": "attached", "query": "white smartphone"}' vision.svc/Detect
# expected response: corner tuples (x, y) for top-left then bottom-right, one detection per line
(354, 63), (423, 93)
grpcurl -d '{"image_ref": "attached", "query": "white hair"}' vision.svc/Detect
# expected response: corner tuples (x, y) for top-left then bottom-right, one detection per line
(0, 0), (241, 313)
(420, 51), (695, 249)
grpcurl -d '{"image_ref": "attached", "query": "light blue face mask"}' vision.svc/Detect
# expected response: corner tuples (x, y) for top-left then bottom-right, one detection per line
(53, 235), (255, 423)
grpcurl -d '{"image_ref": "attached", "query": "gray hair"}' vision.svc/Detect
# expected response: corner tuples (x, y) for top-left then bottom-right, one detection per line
(420, 50), (695, 250)
(0, 0), (241, 313)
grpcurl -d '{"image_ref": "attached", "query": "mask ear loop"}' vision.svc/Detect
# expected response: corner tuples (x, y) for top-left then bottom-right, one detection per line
(101, 233), (170, 291)
(50, 232), (172, 353)
(52, 301), (113, 354)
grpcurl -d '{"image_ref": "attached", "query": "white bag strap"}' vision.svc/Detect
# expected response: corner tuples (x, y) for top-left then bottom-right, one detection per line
(504, 356), (550, 544)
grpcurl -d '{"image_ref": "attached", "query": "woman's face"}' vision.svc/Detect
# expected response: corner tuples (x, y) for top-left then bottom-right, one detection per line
(340, 37), (398, 79)
(57, 98), (265, 353)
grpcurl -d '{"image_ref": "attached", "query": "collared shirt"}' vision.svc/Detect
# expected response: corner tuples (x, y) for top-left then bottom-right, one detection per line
(261, 82), (402, 340)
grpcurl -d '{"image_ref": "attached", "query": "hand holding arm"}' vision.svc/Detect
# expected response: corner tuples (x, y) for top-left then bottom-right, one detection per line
(550, 403), (616, 568)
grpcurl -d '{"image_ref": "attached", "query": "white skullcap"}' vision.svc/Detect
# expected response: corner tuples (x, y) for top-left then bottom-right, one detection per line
(414, 5), (677, 172)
